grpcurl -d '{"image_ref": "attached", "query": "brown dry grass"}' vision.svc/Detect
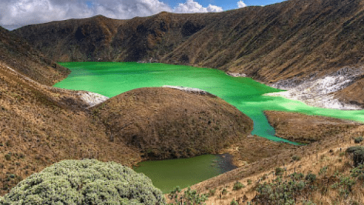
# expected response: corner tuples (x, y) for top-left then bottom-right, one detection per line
(0, 63), (141, 195)
(265, 110), (362, 144)
(184, 117), (364, 205)
(13, 0), (364, 107)
(93, 87), (253, 159)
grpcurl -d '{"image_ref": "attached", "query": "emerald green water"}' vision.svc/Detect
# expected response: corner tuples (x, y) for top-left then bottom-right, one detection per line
(55, 62), (364, 141)
(55, 62), (364, 192)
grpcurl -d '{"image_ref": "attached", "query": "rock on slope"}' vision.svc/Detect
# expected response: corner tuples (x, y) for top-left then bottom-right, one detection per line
(93, 87), (254, 159)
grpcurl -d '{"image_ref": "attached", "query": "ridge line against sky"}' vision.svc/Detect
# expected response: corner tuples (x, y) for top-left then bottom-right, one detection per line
(0, 0), (285, 30)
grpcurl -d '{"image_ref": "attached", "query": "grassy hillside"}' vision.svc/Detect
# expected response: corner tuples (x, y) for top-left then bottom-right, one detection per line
(185, 113), (364, 205)
(93, 87), (253, 159)
(0, 26), (69, 85)
(265, 111), (362, 144)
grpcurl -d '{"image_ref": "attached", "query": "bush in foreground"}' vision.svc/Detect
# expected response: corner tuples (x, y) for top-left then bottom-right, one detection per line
(0, 159), (166, 205)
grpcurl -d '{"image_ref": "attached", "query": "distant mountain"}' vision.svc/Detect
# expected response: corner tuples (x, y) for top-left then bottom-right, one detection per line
(13, 0), (364, 82)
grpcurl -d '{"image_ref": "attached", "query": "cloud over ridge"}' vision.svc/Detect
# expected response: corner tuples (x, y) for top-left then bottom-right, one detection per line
(237, 0), (247, 8)
(0, 0), (224, 30)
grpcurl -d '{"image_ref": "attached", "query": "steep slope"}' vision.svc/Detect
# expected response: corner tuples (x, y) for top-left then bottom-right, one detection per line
(0, 26), (142, 195)
(0, 63), (142, 195)
(93, 87), (253, 159)
(13, 13), (220, 62)
(13, 0), (364, 107)
(186, 114), (364, 205)
(0, 26), (69, 85)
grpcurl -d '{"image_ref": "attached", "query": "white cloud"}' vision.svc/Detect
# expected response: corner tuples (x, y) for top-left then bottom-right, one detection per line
(237, 0), (247, 8)
(174, 0), (223, 13)
(0, 0), (172, 30)
(0, 0), (224, 30)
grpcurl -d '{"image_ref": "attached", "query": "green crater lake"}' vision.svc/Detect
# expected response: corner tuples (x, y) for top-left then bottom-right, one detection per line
(55, 62), (364, 192)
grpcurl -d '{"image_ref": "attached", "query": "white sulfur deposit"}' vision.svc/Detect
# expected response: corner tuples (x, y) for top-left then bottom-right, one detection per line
(227, 72), (247, 77)
(266, 67), (363, 110)
(163, 85), (211, 95)
(78, 91), (109, 108)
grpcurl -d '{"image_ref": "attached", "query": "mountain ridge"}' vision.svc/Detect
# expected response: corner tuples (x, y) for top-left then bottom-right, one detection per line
(12, 0), (364, 107)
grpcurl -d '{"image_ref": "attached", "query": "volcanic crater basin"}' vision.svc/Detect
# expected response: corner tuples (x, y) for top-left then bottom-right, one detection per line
(54, 62), (364, 191)
(55, 62), (364, 136)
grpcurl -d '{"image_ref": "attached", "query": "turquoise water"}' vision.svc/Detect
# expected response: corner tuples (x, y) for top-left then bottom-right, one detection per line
(54, 62), (364, 192)
(55, 62), (364, 142)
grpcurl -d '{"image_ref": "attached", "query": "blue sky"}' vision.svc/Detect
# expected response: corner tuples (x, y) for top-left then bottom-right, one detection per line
(0, 0), (285, 30)
(167, 0), (284, 10)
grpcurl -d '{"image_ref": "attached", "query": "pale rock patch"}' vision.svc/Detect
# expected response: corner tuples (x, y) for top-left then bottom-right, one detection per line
(266, 67), (363, 110)
(78, 91), (109, 108)
(163, 85), (211, 95)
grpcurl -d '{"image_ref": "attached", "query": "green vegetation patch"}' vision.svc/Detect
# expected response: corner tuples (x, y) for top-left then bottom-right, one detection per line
(0, 159), (165, 205)
(354, 136), (364, 144)
(168, 187), (208, 205)
(346, 146), (364, 167)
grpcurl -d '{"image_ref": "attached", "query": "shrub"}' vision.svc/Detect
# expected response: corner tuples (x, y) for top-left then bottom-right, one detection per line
(290, 172), (304, 181)
(319, 166), (328, 176)
(354, 136), (363, 144)
(0, 159), (165, 205)
(230, 199), (238, 205)
(305, 173), (317, 182)
(233, 181), (245, 190)
(222, 188), (228, 195)
(4, 154), (11, 161)
(302, 200), (316, 205)
(247, 179), (252, 185)
(208, 188), (216, 196)
(168, 187), (208, 205)
(351, 164), (364, 180)
(292, 155), (301, 161)
(254, 178), (307, 204)
(346, 146), (364, 167)
(275, 167), (285, 176)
